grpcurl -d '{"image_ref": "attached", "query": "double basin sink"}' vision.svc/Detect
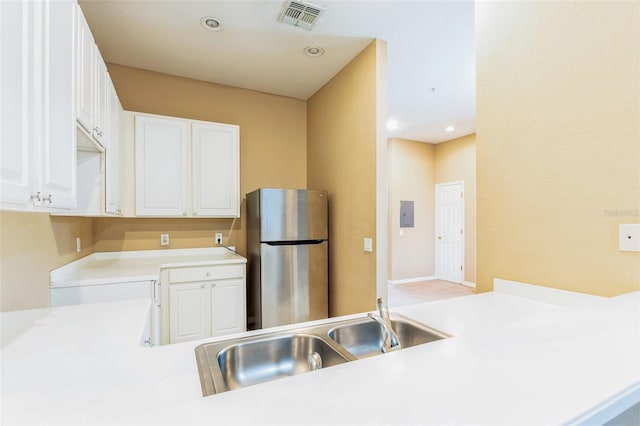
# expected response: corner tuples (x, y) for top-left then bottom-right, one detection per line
(195, 314), (448, 396)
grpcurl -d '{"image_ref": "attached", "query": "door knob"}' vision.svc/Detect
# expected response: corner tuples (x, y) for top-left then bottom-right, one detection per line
(438, 236), (442, 240)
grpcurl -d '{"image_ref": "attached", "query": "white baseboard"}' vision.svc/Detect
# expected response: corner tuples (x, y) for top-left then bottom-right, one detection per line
(462, 281), (476, 288)
(388, 275), (437, 286)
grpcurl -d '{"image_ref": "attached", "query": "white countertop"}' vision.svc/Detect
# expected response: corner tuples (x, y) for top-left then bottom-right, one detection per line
(1, 288), (639, 425)
(50, 247), (247, 287)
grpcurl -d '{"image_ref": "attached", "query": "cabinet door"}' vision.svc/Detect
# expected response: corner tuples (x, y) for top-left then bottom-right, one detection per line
(39, 0), (76, 209)
(210, 279), (245, 337)
(104, 78), (121, 214)
(135, 115), (188, 216)
(169, 282), (210, 344)
(0, 0), (33, 207)
(191, 122), (239, 217)
(75, 5), (94, 134)
(93, 53), (107, 145)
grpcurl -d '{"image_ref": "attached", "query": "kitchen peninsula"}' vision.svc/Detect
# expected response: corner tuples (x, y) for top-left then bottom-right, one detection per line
(1, 281), (638, 425)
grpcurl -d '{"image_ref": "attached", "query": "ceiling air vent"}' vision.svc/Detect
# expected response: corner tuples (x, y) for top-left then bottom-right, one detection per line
(278, 1), (324, 30)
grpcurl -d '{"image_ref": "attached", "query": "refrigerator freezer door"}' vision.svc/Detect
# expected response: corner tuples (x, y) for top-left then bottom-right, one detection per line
(260, 189), (328, 242)
(260, 241), (328, 328)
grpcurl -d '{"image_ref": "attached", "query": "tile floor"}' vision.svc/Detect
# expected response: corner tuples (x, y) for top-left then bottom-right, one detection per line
(387, 279), (476, 308)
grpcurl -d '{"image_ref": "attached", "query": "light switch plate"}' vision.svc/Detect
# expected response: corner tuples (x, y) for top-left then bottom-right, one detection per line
(364, 237), (373, 253)
(619, 224), (640, 252)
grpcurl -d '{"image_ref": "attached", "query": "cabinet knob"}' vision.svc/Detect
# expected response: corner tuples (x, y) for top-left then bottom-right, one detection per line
(210, 283), (216, 288)
(201, 284), (205, 289)
(193, 211), (198, 216)
(42, 194), (52, 204)
(183, 212), (187, 216)
(206, 272), (211, 277)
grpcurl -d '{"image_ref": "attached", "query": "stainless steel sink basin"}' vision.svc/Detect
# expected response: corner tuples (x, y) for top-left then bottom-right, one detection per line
(328, 316), (448, 358)
(195, 328), (355, 396)
(217, 334), (350, 391)
(195, 314), (449, 396)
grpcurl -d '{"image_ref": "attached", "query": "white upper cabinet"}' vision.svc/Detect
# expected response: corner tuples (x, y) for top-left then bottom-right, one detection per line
(40, 0), (77, 209)
(75, 5), (112, 147)
(0, 0), (33, 207)
(192, 122), (240, 217)
(0, 0), (76, 210)
(93, 53), (108, 145)
(73, 4), (124, 216)
(75, 4), (94, 135)
(135, 115), (189, 216)
(135, 113), (240, 218)
(104, 78), (122, 215)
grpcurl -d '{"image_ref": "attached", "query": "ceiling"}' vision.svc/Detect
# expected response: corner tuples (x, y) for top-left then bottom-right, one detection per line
(79, 0), (475, 144)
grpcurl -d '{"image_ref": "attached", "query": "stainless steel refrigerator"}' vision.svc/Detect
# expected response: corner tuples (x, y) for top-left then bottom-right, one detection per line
(246, 188), (328, 330)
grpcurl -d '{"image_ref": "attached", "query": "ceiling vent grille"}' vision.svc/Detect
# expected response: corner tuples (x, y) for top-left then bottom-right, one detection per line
(278, 1), (324, 30)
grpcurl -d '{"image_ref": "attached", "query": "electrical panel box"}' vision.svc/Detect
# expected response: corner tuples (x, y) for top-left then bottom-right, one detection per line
(400, 201), (414, 228)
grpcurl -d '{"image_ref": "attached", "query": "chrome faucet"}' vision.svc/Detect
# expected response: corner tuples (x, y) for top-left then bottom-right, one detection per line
(368, 297), (401, 353)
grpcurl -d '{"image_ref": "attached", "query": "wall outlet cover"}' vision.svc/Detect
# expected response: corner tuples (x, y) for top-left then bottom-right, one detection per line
(160, 234), (170, 246)
(619, 224), (640, 252)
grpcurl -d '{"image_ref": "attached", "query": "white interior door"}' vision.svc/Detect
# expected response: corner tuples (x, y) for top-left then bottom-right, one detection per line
(435, 181), (464, 283)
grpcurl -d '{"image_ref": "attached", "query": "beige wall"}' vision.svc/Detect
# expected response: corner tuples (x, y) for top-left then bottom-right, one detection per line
(435, 133), (476, 283)
(0, 212), (94, 311)
(106, 64), (307, 256)
(387, 134), (476, 284)
(307, 40), (384, 316)
(476, 2), (640, 295)
(388, 138), (436, 281)
(0, 66), (308, 312)
(92, 217), (234, 252)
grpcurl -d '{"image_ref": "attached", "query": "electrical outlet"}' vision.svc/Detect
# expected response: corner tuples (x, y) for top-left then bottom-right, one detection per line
(76, 237), (81, 253)
(160, 234), (170, 246)
(215, 233), (223, 245)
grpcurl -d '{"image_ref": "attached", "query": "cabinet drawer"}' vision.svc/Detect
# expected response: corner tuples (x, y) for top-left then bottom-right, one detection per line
(169, 265), (243, 283)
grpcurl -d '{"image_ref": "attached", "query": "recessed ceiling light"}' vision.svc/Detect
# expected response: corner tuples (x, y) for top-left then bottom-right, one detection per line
(303, 46), (324, 57)
(445, 126), (455, 132)
(387, 119), (399, 131)
(201, 16), (224, 31)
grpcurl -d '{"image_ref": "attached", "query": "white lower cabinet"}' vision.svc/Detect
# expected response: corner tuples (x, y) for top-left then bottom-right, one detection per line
(164, 264), (246, 345)
(169, 282), (210, 344)
(210, 278), (245, 336)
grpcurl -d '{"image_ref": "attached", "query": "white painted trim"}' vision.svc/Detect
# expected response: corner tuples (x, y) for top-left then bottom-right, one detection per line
(388, 276), (437, 286)
(493, 278), (606, 307)
(462, 281), (476, 288)
(375, 40), (389, 303)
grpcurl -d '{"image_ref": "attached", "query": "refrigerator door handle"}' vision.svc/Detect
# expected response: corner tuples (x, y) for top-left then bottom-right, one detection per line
(264, 240), (326, 246)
